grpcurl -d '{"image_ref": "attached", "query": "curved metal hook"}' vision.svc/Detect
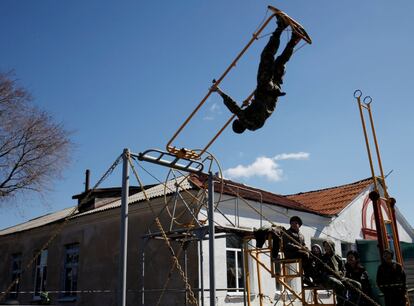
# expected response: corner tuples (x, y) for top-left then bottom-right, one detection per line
(363, 96), (373, 105)
(354, 89), (363, 99)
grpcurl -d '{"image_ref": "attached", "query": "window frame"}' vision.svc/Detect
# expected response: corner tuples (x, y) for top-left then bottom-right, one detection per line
(226, 234), (245, 293)
(33, 249), (48, 300)
(340, 241), (355, 259)
(62, 243), (80, 299)
(10, 253), (22, 299)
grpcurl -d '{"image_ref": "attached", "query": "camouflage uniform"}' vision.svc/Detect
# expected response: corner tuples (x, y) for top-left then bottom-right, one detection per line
(220, 24), (297, 131)
(377, 261), (407, 306)
(344, 261), (372, 306)
(320, 240), (348, 306)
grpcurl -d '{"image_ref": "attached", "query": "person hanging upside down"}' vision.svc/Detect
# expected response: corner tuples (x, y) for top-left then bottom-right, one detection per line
(211, 16), (301, 134)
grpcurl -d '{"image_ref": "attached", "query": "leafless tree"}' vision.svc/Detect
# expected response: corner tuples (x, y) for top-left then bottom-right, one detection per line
(0, 72), (72, 200)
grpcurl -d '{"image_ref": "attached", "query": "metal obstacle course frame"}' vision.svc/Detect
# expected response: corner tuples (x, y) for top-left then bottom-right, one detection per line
(166, 6), (312, 160)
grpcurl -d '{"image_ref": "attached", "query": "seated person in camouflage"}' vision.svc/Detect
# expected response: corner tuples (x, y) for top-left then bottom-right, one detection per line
(308, 244), (324, 285)
(282, 216), (313, 284)
(211, 16), (301, 133)
(377, 249), (407, 306)
(320, 240), (362, 306)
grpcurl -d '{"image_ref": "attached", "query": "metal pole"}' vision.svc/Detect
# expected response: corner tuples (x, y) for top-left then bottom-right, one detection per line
(366, 104), (403, 264)
(199, 239), (205, 306)
(185, 248), (188, 306)
(356, 99), (378, 191)
(256, 250), (264, 306)
(166, 12), (277, 158)
(366, 104), (388, 196)
(243, 240), (252, 306)
(242, 242), (247, 306)
(118, 148), (130, 306)
(208, 172), (216, 306)
(141, 238), (147, 306)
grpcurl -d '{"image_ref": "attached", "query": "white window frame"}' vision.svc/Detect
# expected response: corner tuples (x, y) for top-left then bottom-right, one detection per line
(226, 235), (244, 293)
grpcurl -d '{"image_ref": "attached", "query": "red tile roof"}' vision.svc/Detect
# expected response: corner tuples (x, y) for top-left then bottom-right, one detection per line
(189, 174), (320, 215)
(286, 178), (373, 215)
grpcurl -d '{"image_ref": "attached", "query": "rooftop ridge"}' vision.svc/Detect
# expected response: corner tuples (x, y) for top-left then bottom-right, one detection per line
(285, 177), (373, 197)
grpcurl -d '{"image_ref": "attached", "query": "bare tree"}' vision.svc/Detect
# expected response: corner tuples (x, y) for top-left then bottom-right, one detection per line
(0, 72), (72, 200)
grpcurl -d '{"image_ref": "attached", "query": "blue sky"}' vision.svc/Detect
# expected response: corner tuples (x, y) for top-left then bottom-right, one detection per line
(1, 0), (414, 229)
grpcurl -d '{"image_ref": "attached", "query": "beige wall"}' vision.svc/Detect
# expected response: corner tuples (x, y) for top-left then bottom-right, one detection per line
(0, 194), (200, 306)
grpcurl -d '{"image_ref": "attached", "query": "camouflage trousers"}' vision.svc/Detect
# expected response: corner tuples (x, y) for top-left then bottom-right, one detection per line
(321, 276), (361, 306)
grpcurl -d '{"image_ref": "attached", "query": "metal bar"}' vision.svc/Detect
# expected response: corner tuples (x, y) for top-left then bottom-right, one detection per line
(256, 250), (264, 306)
(242, 243), (247, 306)
(249, 252), (305, 301)
(356, 99), (378, 191)
(249, 252), (273, 275)
(208, 172), (216, 306)
(141, 238), (147, 306)
(199, 90), (255, 156)
(199, 239), (205, 306)
(184, 249), (188, 306)
(299, 259), (306, 304)
(356, 96), (391, 255)
(366, 104), (388, 197)
(118, 148), (130, 306)
(235, 192), (239, 227)
(369, 192), (388, 256)
(224, 182), (264, 226)
(135, 150), (203, 174)
(366, 104), (403, 264)
(243, 240), (252, 306)
(200, 114), (235, 157)
(388, 198), (404, 264)
(166, 12), (277, 153)
(176, 191), (203, 227)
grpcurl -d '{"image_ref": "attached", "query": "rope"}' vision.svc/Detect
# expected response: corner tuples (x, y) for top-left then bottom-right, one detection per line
(253, 7), (270, 38)
(0, 154), (123, 303)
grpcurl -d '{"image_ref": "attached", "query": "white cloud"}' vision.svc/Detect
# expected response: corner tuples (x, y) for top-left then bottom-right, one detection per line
(273, 152), (309, 161)
(223, 152), (310, 182)
(224, 156), (283, 181)
(210, 103), (220, 113)
(203, 103), (222, 120)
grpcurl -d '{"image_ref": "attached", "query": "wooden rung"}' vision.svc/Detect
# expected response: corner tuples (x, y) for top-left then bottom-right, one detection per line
(267, 5), (312, 44)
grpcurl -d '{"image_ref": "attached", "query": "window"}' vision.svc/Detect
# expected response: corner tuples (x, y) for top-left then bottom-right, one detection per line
(226, 234), (244, 292)
(10, 253), (22, 299)
(341, 242), (355, 258)
(62, 244), (79, 297)
(33, 249), (48, 299)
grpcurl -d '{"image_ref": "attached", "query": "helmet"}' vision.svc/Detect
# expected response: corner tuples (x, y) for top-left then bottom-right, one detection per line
(232, 119), (246, 134)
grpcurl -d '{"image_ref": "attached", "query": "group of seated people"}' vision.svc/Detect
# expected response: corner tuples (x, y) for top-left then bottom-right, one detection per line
(254, 215), (407, 306)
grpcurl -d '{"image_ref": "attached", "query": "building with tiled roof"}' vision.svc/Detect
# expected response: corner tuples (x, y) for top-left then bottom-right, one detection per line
(286, 178), (373, 215)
